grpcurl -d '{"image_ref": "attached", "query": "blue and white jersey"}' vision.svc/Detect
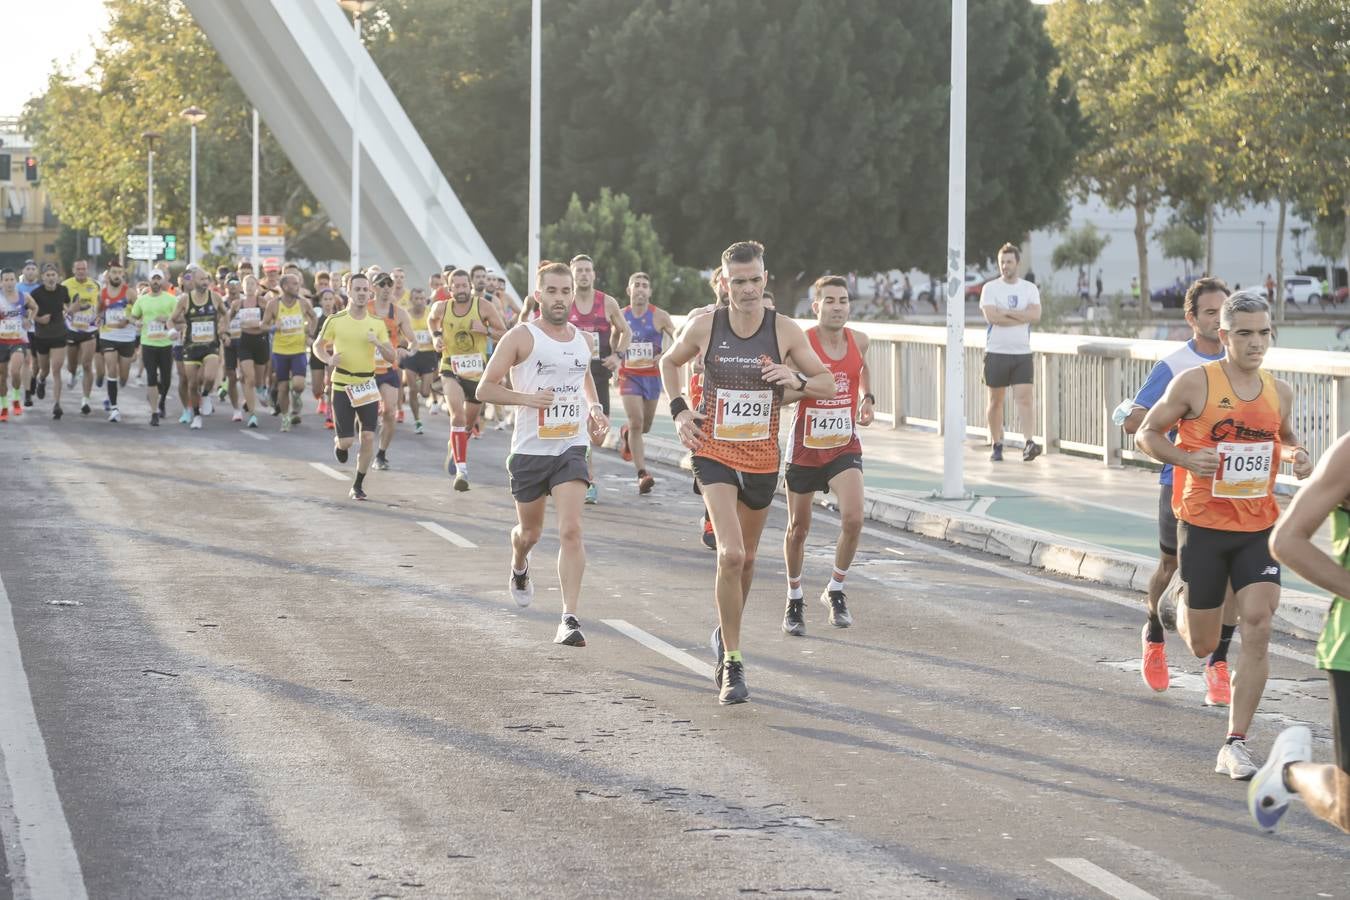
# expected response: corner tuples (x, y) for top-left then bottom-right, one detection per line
(1131, 339), (1225, 485)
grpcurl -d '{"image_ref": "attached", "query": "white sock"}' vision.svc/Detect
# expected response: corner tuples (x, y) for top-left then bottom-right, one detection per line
(827, 569), (848, 593)
(787, 581), (804, 601)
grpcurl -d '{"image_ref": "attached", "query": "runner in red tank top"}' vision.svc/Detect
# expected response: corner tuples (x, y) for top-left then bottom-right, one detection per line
(781, 276), (874, 636)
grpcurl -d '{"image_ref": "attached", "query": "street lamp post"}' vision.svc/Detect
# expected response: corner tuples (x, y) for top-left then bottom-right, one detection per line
(181, 106), (207, 267)
(339, 0), (378, 275)
(528, 0), (541, 281)
(939, 0), (968, 500)
(142, 130), (161, 270)
(1257, 219), (1266, 283)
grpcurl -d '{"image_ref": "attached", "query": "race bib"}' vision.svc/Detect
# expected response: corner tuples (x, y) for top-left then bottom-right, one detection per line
(279, 314), (303, 333)
(228, 317), (242, 337)
(71, 309), (96, 328)
(105, 308), (127, 325)
(803, 407), (853, 450)
(538, 387), (583, 440)
(450, 354), (484, 377)
(0, 318), (22, 340)
(143, 320), (170, 342)
(414, 329), (432, 348)
(626, 341), (655, 368)
(239, 307), (262, 324)
(190, 320), (216, 342)
(1213, 441), (1274, 499)
(344, 378), (380, 407)
(714, 389), (773, 442)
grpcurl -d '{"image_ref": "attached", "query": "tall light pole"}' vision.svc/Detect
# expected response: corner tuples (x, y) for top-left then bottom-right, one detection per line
(340, 0), (378, 275)
(939, 0), (968, 500)
(181, 106), (207, 266)
(1257, 219), (1266, 282)
(251, 108), (261, 272)
(528, 0), (541, 281)
(142, 131), (161, 270)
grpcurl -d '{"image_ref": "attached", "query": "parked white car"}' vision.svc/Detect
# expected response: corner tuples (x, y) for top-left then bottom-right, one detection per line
(1284, 275), (1325, 305)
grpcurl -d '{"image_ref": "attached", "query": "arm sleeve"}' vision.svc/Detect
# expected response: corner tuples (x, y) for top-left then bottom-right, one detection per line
(1131, 361), (1172, 410)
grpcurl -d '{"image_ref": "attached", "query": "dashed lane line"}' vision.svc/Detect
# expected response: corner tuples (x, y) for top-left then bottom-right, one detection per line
(240, 430), (270, 441)
(603, 619), (715, 680)
(417, 521), (477, 549)
(309, 462), (348, 482)
(1047, 858), (1159, 900)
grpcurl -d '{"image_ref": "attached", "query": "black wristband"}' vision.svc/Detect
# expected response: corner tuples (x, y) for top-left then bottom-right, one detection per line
(863, 393), (876, 404)
(670, 396), (690, 420)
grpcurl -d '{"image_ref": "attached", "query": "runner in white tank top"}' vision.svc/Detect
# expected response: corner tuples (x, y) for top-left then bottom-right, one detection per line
(477, 262), (610, 648)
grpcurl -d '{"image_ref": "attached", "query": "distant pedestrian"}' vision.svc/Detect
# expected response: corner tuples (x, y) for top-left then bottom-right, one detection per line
(1264, 273), (1275, 303)
(1095, 269), (1103, 301)
(1130, 276), (1140, 305)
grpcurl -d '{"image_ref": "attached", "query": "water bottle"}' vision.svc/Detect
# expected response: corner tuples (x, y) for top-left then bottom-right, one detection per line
(1111, 398), (1136, 427)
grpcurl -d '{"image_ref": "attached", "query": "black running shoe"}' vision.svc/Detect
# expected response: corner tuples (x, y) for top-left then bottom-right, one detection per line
(374, 452), (389, 471)
(989, 442), (1004, 461)
(52, 404), (62, 420)
(150, 412), (160, 427)
(782, 598), (806, 636)
(1023, 440), (1042, 462)
(554, 614), (586, 647)
(334, 445), (349, 464)
(80, 401), (91, 415)
(349, 484), (367, 501)
(36, 380), (45, 400)
(719, 660), (749, 705)
(23, 391), (33, 408)
(710, 625), (725, 689)
(822, 589), (853, 627)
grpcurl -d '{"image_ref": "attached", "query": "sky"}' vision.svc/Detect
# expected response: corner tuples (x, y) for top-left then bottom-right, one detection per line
(4, 0), (111, 115)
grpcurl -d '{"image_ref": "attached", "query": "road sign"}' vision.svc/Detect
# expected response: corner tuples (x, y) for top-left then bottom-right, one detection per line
(236, 215), (284, 237)
(127, 233), (177, 261)
(236, 214), (283, 226)
(87, 236), (103, 257)
(238, 234), (286, 259)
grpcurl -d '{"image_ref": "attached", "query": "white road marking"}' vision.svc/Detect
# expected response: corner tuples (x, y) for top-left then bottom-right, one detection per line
(417, 521), (477, 549)
(240, 430), (269, 441)
(309, 462), (347, 482)
(0, 572), (89, 900)
(603, 619), (715, 680)
(1047, 858), (1159, 900)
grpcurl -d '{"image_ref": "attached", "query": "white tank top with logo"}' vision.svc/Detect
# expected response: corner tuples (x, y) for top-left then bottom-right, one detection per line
(509, 322), (592, 457)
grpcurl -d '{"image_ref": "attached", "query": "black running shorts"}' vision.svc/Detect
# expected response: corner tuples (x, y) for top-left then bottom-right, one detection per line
(785, 453), (863, 496)
(983, 352), (1033, 388)
(332, 386), (379, 439)
(1177, 521), (1280, 611)
(691, 456), (777, 511)
(507, 445), (590, 503)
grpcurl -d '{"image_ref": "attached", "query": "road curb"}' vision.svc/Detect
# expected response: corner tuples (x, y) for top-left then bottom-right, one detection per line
(601, 429), (1329, 642)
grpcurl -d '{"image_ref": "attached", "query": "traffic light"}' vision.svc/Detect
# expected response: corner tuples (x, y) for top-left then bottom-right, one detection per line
(24, 156), (38, 182)
(164, 234), (178, 261)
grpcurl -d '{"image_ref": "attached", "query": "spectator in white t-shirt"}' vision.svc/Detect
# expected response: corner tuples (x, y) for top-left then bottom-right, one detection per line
(979, 242), (1042, 462)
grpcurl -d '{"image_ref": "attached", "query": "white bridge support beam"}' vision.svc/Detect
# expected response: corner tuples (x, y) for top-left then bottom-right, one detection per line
(183, 0), (516, 292)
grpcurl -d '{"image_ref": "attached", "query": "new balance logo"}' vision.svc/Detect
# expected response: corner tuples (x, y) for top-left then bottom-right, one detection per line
(1218, 397), (1234, 409)
(1261, 565), (1279, 576)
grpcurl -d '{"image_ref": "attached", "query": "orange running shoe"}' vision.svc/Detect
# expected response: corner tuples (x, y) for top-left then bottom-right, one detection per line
(317, 399), (328, 416)
(1203, 660), (1231, 707)
(619, 424), (632, 461)
(1141, 624), (1169, 692)
(324, 417), (334, 431)
(0, 407), (8, 423)
(396, 409), (405, 424)
(11, 400), (21, 416)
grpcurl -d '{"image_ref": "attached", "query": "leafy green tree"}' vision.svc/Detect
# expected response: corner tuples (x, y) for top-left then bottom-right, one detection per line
(1050, 223), (1109, 273)
(540, 189), (704, 312)
(1156, 221), (1203, 277)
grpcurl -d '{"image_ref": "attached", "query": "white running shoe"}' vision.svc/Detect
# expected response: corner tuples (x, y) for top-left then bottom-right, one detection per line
(190, 414), (204, 430)
(201, 395), (214, 416)
(1216, 739), (1259, 780)
(509, 567), (533, 608)
(107, 407), (121, 423)
(1248, 726), (1311, 831)
(232, 409), (243, 423)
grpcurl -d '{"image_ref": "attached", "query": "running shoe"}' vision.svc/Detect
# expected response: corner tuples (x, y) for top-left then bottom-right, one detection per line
(1216, 740), (1259, 780)
(1141, 624), (1169, 692)
(317, 399), (328, 416)
(23, 391), (32, 408)
(1158, 569), (1183, 632)
(216, 384), (227, 401)
(150, 412), (160, 427)
(989, 442), (1003, 462)
(720, 659), (749, 705)
(701, 513), (716, 550)
(638, 471), (656, 494)
(822, 589), (853, 627)
(0, 408), (8, 423)
(1203, 660), (1232, 707)
(510, 567), (534, 608)
(280, 418), (291, 433)
(102, 397), (110, 411)
(157, 399), (166, 418)
(334, 445), (349, 464)
(178, 409), (192, 425)
(444, 447), (458, 477)
(290, 413), (301, 426)
(35, 379), (45, 400)
(554, 614), (586, 647)
(374, 452), (389, 471)
(414, 419), (424, 435)
(782, 598), (806, 637)
(619, 424), (632, 461)
(324, 417), (334, 430)
(454, 473), (470, 493)
(52, 404), (62, 420)
(585, 483), (598, 505)
(80, 401), (90, 415)
(66, 372), (75, 388)
(248, 415), (259, 429)
(349, 484), (367, 501)
(1022, 439), (1042, 462)
(11, 400), (22, 416)
(232, 409), (243, 423)
(710, 625), (725, 689)
(201, 395), (214, 417)
(1248, 725), (1311, 832)
(190, 414), (203, 430)
(396, 409), (404, 424)
(108, 407), (120, 423)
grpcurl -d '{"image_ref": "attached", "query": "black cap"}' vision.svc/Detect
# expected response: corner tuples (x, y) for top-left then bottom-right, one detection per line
(373, 273), (395, 287)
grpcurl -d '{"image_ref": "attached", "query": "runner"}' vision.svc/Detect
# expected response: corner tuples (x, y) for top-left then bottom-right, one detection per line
(170, 268), (226, 430)
(431, 267), (506, 491)
(370, 272), (415, 470)
(616, 271), (675, 493)
(262, 273), (317, 433)
(0, 269), (36, 421)
(1257, 431), (1350, 833)
(568, 254), (631, 504)
(475, 261), (609, 646)
(781, 275), (874, 636)
(17, 260), (40, 407)
(128, 271), (180, 426)
(97, 263), (141, 423)
(28, 264), (71, 419)
(400, 286), (438, 435)
(1121, 277), (1237, 699)
(312, 273), (396, 501)
(659, 241), (834, 704)
(310, 287), (336, 429)
(62, 259), (99, 412)
(219, 276), (245, 421)
(1137, 290), (1314, 778)
(228, 275), (269, 428)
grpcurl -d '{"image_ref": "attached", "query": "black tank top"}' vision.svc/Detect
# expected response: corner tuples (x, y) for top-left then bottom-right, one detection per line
(185, 294), (218, 344)
(697, 306), (783, 474)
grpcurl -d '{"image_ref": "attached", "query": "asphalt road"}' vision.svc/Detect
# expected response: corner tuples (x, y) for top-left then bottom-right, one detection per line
(0, 388), (1346, 899)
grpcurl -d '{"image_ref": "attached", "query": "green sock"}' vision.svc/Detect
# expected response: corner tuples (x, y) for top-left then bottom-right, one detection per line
(724, 650), (742, 663)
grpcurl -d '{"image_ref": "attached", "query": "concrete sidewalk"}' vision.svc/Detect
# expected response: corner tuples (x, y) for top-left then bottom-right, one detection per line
(600, 407), (1330, 642)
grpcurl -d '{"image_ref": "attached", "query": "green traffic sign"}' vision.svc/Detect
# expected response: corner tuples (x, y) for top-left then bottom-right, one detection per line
(164, 234), (178, 261)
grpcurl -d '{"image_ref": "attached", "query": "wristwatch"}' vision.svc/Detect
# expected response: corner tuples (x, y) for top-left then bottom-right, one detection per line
(794, 371), (807, 390)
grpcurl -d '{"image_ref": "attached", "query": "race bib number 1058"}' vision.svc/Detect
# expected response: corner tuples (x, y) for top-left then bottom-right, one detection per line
(1212, 440), (1274, 499)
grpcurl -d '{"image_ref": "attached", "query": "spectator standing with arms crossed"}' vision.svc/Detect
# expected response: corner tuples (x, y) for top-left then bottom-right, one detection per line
(980, 242), (1042, 462)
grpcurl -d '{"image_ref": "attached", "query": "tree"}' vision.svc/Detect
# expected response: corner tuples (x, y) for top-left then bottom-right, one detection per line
(1050, 223), (1109, 273)
(1156, 221), (1203, 277)
(540, 189), (704, 312)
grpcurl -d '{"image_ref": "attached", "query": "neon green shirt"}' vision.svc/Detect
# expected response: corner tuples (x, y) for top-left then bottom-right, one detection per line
(1318, 508), (1350, 672)
(130, 292), (178, 347)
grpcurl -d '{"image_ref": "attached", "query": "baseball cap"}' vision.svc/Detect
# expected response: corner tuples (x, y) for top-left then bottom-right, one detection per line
(262, 257), (282, 271)
(23, 259), (36, 268)
(148, 270), (166, 279)
(373, 272), (395, 287)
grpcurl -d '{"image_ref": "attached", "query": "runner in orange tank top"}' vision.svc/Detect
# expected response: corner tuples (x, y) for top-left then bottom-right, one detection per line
(370, 272), (415, 471)
(1138, 290), (1314, 780)
(659, 241), (834, 706)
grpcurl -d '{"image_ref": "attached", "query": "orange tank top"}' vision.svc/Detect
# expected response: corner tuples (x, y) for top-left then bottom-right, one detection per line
(1173, 361), (1282, 532)
(374, 307), (401, 373)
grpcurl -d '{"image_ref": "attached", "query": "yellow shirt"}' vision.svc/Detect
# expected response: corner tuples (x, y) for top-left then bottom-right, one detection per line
(397, 290), (412, 310)
(318, 310), (390, 386)
(409, 310), (434, 352)
(63, 277), (100, 332)
(272, 298), (308, 355)
(439, 296), (489, 381)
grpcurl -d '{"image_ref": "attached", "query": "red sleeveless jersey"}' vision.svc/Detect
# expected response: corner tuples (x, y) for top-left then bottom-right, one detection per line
(789, 327), (863, 467)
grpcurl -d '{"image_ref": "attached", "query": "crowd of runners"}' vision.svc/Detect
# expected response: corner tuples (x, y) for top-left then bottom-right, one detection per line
(0, 242), (1344, 837)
